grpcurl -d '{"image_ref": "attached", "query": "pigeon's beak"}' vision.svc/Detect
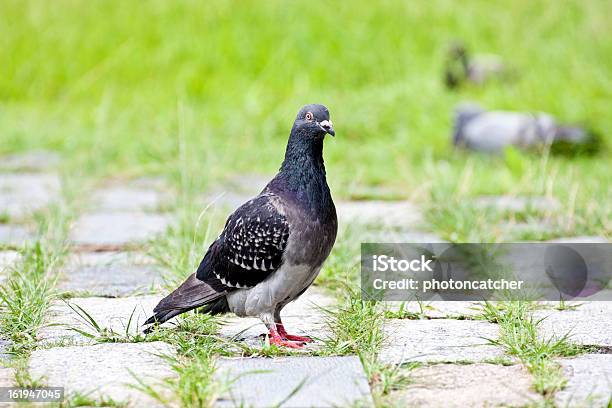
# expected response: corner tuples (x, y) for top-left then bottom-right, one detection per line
(319, 120), (335, 137)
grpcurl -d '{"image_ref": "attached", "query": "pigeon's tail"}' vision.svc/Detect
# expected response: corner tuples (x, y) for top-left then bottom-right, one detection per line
(143, 273), (225, 330)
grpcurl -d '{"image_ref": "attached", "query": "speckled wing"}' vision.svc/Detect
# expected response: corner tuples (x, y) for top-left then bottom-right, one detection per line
(196, 192), (290, 290)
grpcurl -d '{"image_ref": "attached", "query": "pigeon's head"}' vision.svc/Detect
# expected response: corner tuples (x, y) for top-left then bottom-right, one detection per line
(293, 104), (335, 138)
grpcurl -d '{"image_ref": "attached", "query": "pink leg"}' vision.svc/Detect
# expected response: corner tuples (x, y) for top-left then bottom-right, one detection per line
(267, 328), (305, 349)
(276, 323), (313, 343)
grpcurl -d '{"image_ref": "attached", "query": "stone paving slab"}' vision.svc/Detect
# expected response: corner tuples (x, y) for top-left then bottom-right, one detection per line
(91, 187), (169, 212)
(336, 200), (423, 229)
(389, 363), (542, 407)
(215, 355), (373, 407)
(547, 236), (609, 243)
(379, 319), (507, 364)
(29, 342), (176, 407)
(70, 212), (171, 247)
(0, 173), (61, 219)
(555, 354), (612, 408)
(0, 224), (33, 247)
(384, 300), (483, 319)
(0, 365), (14, 386)
(0, 365), (15, 408)
(473, 195), (560, 212)
(38, 295), (162, 346)
(127, 177), (170, 190)
(66, 251), (157, 266)
(498, 221), (553, 238)
(376, 230), (448, 243)
(0, 339), (12, 362)
(534, 302), (612, 347)
(57, 252), (164, 297)
(0, 250), (20, 283)
(0, 150), (61, 171)
(0, 250), (20, 269)
(218, 288), (334, 347)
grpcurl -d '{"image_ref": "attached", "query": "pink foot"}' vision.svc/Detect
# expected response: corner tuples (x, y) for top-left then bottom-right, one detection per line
(277, 324), (313, 343)
(267, 329), (305, 349)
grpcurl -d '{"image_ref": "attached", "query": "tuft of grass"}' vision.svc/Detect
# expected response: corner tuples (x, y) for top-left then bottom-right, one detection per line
(0, 243), (58, 355)
(64, 297), (232, 408)
(384, 301), (429, 320)
(0, 179), (78, 389)
(0, 211), (10, 224)
(166, 353), (223, 408)
(63, 391), (128, 407)
(140, 313), (231, 408)
(482, 356), (517, 366)
(64, 302), (153, 344)
(323, 289), (384, 356)
(237, 341), (315, 358)
(322, 287), (412, 404)
(0, 177), (76, 356)
(369, 361), (418, 400)
(554, 298), (584, 311)
(480, 301), (585, 400)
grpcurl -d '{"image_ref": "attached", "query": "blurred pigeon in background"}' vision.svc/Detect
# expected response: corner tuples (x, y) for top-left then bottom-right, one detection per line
(452, 103), (602, 155)
(444, 42), (511, 89)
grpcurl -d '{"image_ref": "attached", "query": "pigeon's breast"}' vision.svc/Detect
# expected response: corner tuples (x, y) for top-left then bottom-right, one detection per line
(285, 216), (336, 266)
(226, 197), (337, 318)
(270, 190), (337, 267)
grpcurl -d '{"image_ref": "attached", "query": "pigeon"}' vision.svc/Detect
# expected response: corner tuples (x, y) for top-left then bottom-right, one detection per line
(444, 42), (510, 89)
(452, 103), (602, 155)
(144, 104), (337, 348)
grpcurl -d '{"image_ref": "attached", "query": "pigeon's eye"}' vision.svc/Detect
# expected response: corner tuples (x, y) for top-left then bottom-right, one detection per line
(305, 112), (314, 121)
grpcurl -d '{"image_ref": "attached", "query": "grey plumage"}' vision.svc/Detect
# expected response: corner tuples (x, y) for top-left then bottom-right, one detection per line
(452, 103), (601, 155)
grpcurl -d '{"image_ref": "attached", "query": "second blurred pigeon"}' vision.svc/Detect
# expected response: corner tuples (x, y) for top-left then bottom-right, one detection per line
(444, 42), (510, 89)
(452, 104), (602, 155)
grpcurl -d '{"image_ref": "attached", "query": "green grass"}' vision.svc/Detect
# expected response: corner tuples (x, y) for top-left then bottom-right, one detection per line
(384, 301), (435, 320)
(1, 1), (611, 405)
(0, 211), (10, 224)
(1, 0), (610, 241)
(63, 392), (128, 408)
(135, 314), (230, 408)
(0, 193), (75, 354)
(322, 288), (405, 404)
(479, 301), (587, 402)
(0, 244), (57, 355)
(64, 299), (232, 407)
(0, 170), (79, 389)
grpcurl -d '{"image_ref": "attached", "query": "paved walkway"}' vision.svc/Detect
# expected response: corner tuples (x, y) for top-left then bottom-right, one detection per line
(0, 154), (611, 407)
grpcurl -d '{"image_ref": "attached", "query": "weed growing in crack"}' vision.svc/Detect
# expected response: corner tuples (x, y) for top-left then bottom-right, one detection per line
(0, 243), (59, 355)
(479, 301), (586, 400)
(63, 391), (128, 408)
(383, 300), (430, 320)
(322, 286), (412, 405)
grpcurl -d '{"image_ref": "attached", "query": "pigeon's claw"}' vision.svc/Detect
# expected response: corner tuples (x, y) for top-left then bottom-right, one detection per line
(283, 334), (313, 343)
(267, 328), (305, 349)
(276, 324), (313, 343)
